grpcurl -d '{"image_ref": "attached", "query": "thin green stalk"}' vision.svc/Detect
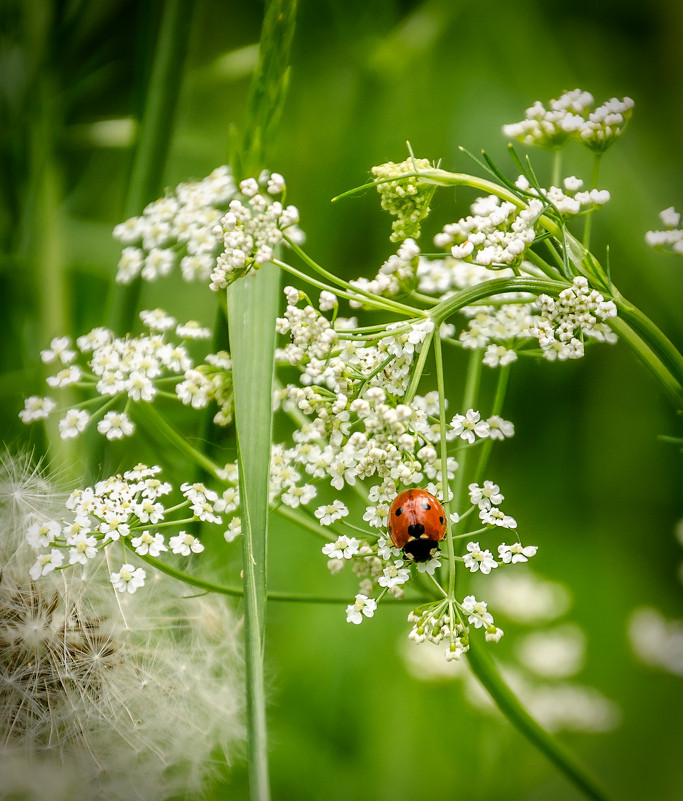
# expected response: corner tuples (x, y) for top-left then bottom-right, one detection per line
(404, 326), (435, 404)
(551, 149), (562, 188)
(106, 0), (195, 334)
(450, 349), (483, 523)
(613, 298), (683, 403)
(468, 638), (613, 801)
(135, 402), (224, 478)
(283, 239), (426, 317)
(474, 365), (510, 483)
(582, 153), (602, 249)
(274, 259), (415, 316)
(433, 334), (456, 598)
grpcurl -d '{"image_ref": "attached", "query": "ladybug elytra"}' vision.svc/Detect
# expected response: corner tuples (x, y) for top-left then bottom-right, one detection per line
(387, 488), (447, 563)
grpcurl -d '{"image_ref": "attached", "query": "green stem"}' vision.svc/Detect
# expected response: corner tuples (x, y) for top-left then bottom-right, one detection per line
(582, 153), (602, 249)
(613, 298), (683, 404)
(433, 334), (456, 599)
(474, 365), (511, 483)
(135, 402), (224, 478)
(404, 326), (435, 404)
(106, 0), (195, 334)
(551, 149), (562, 188)
(283, 239), (426, 318)
(451, 350), (483, 517)
(467, 638), (613, 801)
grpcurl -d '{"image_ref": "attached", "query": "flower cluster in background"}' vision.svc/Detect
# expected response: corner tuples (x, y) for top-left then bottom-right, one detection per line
(645, 207), (683, 255)
(502, 89), (634, 152)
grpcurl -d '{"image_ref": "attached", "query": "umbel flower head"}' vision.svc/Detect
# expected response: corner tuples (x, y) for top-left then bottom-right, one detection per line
(0, 452), (245, 801)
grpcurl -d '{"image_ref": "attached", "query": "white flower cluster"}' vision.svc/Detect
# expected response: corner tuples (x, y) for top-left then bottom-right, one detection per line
(434, 194), (544, 268)
(516, 175), (610, 216)
(114, 166), (237, 284)
(210, 173), (301, 289)
(533, 276), (617, 360)
(23, 465), (222, 593)
(454, 270), (617, 365)
(0, 453), (245, 801)
(349, 238), (421, 301)
(503, 90), (634, 152)
(372, 157), (434, 242)
(645, 207), (683, 255)
(19, 310), (233, 438)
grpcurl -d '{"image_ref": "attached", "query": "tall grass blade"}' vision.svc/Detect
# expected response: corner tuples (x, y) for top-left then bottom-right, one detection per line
(227, 262), (280, 801)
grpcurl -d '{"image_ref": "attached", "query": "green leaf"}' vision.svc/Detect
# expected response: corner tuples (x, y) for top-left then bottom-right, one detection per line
(227, 261), (280, 801)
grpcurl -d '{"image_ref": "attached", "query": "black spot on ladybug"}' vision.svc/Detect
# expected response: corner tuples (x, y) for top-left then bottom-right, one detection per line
(439, 516), (444, 524)
(407, 523), (425, 539)
(421, 501), (431, 511)
(395, 507), (403, 516)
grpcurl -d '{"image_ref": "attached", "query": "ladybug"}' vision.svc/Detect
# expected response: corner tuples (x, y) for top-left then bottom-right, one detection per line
(387, 488), (447, 563)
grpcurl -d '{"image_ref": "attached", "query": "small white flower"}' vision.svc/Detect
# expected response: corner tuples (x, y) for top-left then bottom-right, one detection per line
(469, 480), (504, 510)
(498, 542), (538, 564)
(463, 542), (499, 574)
(378, 559), (411, 588)
(29, 548), (64, 579)
(99, 516), (131, 542)
(97, 411), (135, 440)
(41, 336), (76, 364)
(27, 520), (61, 550)
(481, 507), (517, 529)
(68, 532), (98, 565)
(110, 563), (146, 594)
(345, 594), (377, 624)
(461, 595), (493, 628)
(487, 415), (515, 440)
(176, 320), (212, 340)
(659, 206), (680, 228)
(19, 396), (56, 422)
(169, 531), (205, 556)
(485, 625), (504, 642)
(319, 291), (337, 311)
(131, 530), (168, 556)
(416, 555), (442, 575)
(46, 365), (82, 387)
(223, 517), (242, 542)
(140, 308), (176, 331)
(58, 408), (90, 439)
(377, 536), (402, 560)
(321, 535), (359, 560)
(450, 408), (490, 444)
(314, 500), (349, 526)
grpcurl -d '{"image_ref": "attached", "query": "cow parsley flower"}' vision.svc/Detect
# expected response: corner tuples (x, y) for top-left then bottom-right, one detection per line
(346, 593), (378, 624)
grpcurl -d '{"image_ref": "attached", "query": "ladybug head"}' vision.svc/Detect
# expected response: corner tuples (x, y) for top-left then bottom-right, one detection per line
(402, 538), (440, 563)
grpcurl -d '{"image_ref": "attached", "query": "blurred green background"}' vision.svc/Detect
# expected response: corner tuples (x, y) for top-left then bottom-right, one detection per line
(1, 0), (683, 799)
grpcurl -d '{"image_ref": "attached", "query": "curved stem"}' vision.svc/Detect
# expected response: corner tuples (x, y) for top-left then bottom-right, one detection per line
(284, 238), (426, 318)
(468, 638), (613, 801)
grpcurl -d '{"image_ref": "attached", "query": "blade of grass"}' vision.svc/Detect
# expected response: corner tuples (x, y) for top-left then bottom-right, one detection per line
(228, 262), (280, 801)
(468, 638), (613, 801)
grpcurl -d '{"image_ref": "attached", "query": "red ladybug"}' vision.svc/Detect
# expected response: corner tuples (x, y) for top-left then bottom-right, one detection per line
(387, 488), (447, 563)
